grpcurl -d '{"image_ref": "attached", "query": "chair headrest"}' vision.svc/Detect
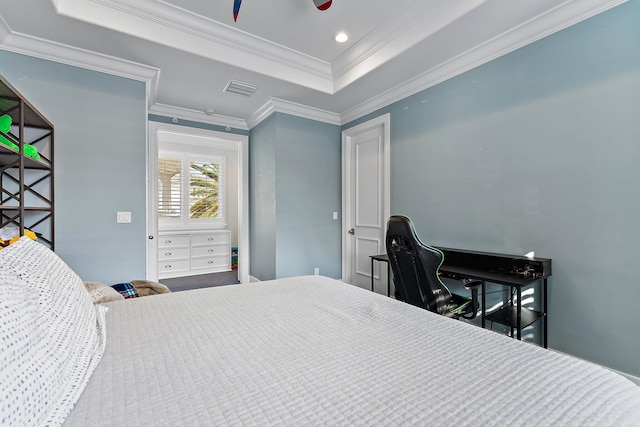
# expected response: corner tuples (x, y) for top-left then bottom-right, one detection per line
(387, 215), (422, 244)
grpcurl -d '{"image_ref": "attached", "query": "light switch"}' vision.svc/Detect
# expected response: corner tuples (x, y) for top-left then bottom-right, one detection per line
(117, 211), (131, 223)
(332, 211), (338, 220)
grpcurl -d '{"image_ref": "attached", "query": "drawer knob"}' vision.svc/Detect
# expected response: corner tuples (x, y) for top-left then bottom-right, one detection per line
(208, 249), (214, 253)
(165, 252), (172, 256)
(164, 265), (172, 268)
(164, 240), (172, 244)
(208, 261), (214, 264)
(208, 237), (214, 241)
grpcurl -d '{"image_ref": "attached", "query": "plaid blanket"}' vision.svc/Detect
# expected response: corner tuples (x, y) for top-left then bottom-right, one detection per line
(111, 283), (139, 299)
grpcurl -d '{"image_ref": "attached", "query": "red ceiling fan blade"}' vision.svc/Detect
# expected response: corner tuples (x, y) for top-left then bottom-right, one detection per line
(313, 0), (332, 11)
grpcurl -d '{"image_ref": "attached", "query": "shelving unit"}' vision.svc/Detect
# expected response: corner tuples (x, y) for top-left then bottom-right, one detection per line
(0, 75), (54, 249)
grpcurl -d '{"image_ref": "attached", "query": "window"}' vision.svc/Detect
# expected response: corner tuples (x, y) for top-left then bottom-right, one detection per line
(189, 161), (221, 219)
(158, 159), (182, 218)
(158, 154), (225, 226)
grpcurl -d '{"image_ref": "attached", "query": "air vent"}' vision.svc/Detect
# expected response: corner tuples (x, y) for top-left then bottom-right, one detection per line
(223, 80), (258, 97)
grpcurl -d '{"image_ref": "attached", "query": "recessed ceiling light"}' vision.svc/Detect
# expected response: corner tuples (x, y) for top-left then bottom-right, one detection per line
(334, 32), (349, 43)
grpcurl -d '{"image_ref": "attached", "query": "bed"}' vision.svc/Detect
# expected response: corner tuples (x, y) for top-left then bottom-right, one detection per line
(2, 237), (640, 426)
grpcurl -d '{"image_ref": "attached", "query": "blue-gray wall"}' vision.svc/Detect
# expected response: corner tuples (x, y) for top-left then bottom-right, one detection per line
(0, 51), (147, 284)
(249, 114), (277, 280)
(250, 113), (342, 280)
(345, 1), (640, 376)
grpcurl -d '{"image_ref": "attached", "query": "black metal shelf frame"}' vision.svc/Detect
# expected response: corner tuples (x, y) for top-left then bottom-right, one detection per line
(0, 75), (54, 249)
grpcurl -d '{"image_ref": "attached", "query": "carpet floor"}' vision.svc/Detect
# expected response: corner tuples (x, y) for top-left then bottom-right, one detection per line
(160, 270), (240, 292)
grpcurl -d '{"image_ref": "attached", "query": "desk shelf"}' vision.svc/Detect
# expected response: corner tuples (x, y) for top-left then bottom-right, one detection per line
(485, 306), (544, 330)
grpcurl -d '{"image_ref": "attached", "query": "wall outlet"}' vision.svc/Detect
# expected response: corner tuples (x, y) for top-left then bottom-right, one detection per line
(314, 267), (320, 275)
(332, 211), (338, 220)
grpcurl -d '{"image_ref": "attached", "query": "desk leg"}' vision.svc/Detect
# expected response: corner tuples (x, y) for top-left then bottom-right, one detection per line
(508, 286), (513, 338)
(481, 281), (486, 329)
(543, 278), (548, 349)
(370, 258), (375, 292)
(516, 286), (522, 340)
(386, 262), (390, 298)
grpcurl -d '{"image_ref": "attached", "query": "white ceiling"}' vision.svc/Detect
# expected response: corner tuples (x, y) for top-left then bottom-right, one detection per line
(0, 0), (626, 129)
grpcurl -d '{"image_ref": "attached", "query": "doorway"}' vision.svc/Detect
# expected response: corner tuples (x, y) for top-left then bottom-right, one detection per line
(342, 114), (390, 293)
(147, 121), (249, 284)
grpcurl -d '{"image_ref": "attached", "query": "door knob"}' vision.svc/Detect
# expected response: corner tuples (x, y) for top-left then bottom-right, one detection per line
(348, 228), (355, 235)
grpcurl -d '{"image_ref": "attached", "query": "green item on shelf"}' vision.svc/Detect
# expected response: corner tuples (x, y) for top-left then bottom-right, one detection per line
(23, 144), (40, 159)
(0, 114), (11, 132)
(0, 114), (17, 149)
(0, 114), (40, 159)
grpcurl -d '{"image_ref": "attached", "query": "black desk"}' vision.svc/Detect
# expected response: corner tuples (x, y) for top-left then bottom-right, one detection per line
(370, 249), (551, 348)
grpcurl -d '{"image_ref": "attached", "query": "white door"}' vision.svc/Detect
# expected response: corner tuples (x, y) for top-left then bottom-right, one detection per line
(342, 114), (390, 293)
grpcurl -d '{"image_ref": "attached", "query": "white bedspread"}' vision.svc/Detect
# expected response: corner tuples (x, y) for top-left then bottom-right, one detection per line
(64, 276), (640, 426)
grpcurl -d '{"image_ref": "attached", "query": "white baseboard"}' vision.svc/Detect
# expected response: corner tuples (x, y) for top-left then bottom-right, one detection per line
(249, 275), (260, 283)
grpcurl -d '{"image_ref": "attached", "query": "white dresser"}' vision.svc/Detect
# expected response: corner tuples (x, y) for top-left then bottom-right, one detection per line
(158, 230), (231, 279)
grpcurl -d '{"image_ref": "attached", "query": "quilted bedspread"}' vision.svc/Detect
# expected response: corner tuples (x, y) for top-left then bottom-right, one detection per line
(64, 275), (640, 426)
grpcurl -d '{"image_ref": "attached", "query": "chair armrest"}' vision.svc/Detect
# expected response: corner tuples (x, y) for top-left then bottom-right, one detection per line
(461, 279), (482, 320)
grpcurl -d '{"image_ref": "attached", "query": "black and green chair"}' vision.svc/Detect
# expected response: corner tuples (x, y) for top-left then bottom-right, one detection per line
(385, 215), (480, 319)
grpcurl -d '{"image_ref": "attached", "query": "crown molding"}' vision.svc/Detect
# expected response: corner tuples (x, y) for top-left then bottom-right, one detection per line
(340, 0), (629, 125)
(54, 0), (492, 96)
(0, 27), (160, 107)
(248, 97), (342, 129)
(331, 0), (486, 93)
(3, 0), (628, 132)
(150, 103), (249, 131)
(54, 0), (334, 93)
(0, 14), (10, 41)
(0, 19), (247, 130)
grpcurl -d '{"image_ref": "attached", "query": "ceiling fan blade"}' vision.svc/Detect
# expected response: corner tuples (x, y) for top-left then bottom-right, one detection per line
(312, 0), (332, 11)
(233, 0), (329, 22)
(233, 0), (242, 21)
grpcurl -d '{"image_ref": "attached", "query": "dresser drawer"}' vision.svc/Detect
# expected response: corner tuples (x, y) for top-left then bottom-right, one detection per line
(159, 235), (189, 248)
(191, 232), (230, 246)
(158, 259), (190, 273)
(158, 247), (190, 261)
(191, 255), (229, 270)
(191, 245), (229, 258)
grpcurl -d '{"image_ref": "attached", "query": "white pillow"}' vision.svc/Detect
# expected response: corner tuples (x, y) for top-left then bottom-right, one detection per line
(84, 280), (125, 304)
(0, 237), (107, 427)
